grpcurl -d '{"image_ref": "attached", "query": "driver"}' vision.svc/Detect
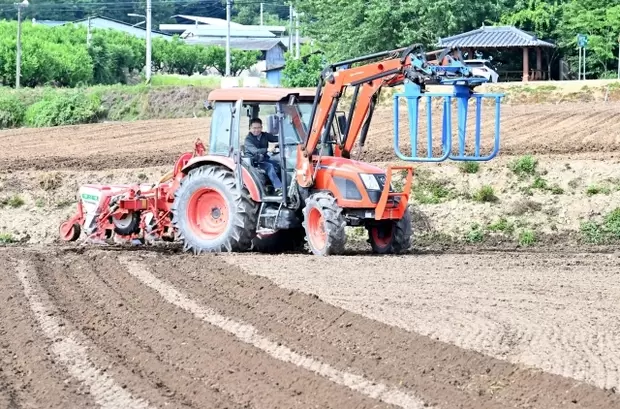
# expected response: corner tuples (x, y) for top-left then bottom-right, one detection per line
(244, 117), (282, 195)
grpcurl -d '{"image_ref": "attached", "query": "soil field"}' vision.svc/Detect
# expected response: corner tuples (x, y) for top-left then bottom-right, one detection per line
(1, 246), (620, 409)
(1, 101), (620, 172)
(2, 98), (620, 408)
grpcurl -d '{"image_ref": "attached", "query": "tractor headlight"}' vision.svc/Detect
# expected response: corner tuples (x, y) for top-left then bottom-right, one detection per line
(359, 173), (380, 190)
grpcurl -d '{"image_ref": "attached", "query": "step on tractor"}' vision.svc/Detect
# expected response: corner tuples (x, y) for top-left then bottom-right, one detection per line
(59, 45), (504, 256)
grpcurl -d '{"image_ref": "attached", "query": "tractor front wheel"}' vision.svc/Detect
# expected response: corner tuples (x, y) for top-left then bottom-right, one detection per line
(171, 165), (259, 254)
(302, 192), (346, 256)
(367, 204), (413, 254)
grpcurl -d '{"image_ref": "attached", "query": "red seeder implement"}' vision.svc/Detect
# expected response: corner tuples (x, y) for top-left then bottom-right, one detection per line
(59, 140), (206, 245)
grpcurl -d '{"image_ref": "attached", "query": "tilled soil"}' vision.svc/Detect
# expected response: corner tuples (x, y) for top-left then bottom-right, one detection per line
(2, 102), (620, 171)
(224, 250), (620, 397)
(1, 245), (619, 409)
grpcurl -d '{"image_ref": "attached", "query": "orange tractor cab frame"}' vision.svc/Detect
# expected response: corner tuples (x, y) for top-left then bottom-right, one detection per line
(59, 44), (503, 256)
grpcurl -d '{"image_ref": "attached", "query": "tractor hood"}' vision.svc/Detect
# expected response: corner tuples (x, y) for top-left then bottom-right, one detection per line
(313, 156), (385, 175)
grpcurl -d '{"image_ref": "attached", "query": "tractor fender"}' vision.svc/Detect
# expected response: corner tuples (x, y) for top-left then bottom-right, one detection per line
(181, 155), (262, 202)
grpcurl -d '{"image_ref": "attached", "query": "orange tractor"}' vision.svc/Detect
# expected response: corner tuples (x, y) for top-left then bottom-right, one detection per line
(59, 45), (503, 255)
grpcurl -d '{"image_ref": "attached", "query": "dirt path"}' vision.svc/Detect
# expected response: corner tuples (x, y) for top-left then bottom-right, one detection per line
(223, 250), (620, 396)
(0, 246), (618, 408)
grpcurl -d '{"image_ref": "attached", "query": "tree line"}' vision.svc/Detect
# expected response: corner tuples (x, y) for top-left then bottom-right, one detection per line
(0, 0), (291, 29)
(290, 0), (620, 79)
(0, 20), (260, 87)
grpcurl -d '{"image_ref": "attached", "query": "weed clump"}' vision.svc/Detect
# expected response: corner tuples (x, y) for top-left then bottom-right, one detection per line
(472, 185), (498, 203)
(509, 155), (538, 177)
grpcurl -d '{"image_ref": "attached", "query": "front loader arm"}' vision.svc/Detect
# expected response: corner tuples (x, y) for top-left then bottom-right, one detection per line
(295, 44), (464, 188)
(295, 49), (416, 188)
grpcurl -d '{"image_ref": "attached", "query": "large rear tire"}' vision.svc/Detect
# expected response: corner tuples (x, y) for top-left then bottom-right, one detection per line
(367, 204), (413, 254)
(171, 165), (259, 254)
(302, 192), (346, 256)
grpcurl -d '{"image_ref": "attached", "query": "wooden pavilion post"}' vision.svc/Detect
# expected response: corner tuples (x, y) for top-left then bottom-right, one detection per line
(522, 47), (529, 82)
(536, 47), (542, 80)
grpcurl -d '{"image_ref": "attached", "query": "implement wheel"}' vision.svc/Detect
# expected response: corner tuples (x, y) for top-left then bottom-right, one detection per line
(367, 204), (413, 254)
(59, 221), (81, 242)
(302, 192), (346, 256)
(171, 165), (259, 254)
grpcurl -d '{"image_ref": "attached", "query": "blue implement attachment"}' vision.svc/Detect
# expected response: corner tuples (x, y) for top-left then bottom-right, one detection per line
(393, 78), (505, 163)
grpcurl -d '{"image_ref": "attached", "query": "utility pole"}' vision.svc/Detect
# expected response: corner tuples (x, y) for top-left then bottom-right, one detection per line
(617, 34), (620, 80)
(260, 3), (263, 26)
(87, 16), (92, 46)
(13, 0), (30, 88)
(14, 0), (29, 89)
(288, 4), (292, 54)
(295, 9), (299, 59)
(146, 0), (152, 82)
(226, 0), (231, 76)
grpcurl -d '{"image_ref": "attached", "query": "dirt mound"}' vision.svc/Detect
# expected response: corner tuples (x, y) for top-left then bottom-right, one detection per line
(1, 246), (618, 408)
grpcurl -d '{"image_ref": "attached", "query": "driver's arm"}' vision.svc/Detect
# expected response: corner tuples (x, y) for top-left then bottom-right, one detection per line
(265, 132), (279, 143)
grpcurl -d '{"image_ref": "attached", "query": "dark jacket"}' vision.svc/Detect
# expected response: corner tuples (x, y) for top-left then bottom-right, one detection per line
(244, 131), (278, 160)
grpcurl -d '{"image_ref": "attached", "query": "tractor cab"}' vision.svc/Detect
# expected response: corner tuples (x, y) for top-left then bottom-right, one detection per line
(205, 88), (320, 201)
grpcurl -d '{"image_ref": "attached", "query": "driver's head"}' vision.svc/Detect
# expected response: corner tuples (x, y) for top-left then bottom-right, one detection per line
(249, 118), (263, 136)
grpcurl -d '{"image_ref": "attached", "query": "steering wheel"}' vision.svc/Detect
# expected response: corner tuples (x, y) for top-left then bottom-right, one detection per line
(269, 145), (280, 156)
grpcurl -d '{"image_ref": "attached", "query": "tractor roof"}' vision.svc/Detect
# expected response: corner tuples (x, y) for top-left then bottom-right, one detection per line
(207, 87), (316, 102)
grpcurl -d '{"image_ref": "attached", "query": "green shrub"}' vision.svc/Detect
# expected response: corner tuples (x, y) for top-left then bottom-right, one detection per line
(24, 90), (104, 127)
(509, 155), (538, 176)
(0, 93), (26, 128)
(458, 161), (480, 174)
(473, 185), (498, 202)
(518, 229), (536, 246)
(580, 221), (604, 244)
(0, 232), (15, 244)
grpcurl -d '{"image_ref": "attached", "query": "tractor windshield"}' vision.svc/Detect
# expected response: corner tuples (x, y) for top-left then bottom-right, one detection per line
(281, 101), (313, 144)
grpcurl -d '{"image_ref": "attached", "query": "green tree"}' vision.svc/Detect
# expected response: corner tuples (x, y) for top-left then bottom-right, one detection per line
(205, 46), (261, 76)
(281, 51), (325, 87)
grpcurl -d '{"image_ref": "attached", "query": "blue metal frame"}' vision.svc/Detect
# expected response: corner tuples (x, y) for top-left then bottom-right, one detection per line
(393, 66), (505, 163)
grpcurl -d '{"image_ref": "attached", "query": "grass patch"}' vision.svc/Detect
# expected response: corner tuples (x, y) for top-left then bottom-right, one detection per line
(579, 208), (620, 244)
(586, 184), (611, 196)
(509, 155), (538, 177)
(0, 195), (24, 208)
(487, 217), (515, 234)
(530, 176), (564, 194)
(518, 229), (537, 246)
(465, 223), (485, 243)
(472, 185), (498, 203)
(149, 74), (222, 87)
(458, 162), (480, 174)
(0, 232), (15, 244)
(0, 83), (215, 129)
(412, 170), (455, 204)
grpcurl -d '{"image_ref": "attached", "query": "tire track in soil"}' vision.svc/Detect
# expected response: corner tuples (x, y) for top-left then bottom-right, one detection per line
(10, 254), (156, 409)
(118, 256), (428, 409)
(37, 248), (405, 409)
(0, 253), (99, 409)
(228, 252), (620, 399)
(144, 252), (620, 409)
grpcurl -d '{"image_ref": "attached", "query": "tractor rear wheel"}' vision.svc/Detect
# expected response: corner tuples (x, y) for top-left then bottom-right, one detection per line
(302, 192), (346, 256)
(171, 165), (259, 254)
(367, 204), (413, 254)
